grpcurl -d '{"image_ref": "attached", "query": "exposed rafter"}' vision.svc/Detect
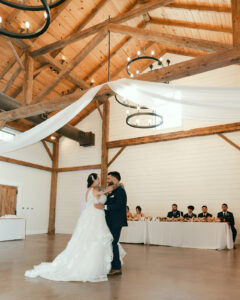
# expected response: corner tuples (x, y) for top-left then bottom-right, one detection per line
(108, 24), (230, 52)
(2, 45), (240, 122)
(150, 17), (232, 33)
(30, 0), (174, 57)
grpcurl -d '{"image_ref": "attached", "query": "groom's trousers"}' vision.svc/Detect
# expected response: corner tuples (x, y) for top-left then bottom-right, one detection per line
(110, 226), (122, 270)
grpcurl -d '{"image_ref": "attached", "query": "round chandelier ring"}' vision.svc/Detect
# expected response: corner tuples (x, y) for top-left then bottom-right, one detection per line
(0, 0), (66, 11)
(126, 56), (161, 76)
(126, 112), (163, 129)
(0, 0), (66, 39)
(114, 95), (148, 110)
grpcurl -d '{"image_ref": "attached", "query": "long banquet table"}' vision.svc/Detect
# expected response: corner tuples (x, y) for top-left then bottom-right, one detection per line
(0, 218), (25, 241)
(120, 221), (233, 250)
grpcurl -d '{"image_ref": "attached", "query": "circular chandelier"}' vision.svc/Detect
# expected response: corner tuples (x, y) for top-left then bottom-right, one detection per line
(114, 50), (170, 129)
(126, 112), (163, 129)
(0, 0), (66, 39)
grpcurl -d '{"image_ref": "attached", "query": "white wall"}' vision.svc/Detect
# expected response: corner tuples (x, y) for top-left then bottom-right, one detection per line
(0, 141), (52, 234)
(56, 54), (240, 241)
(55, 109), (102, 233)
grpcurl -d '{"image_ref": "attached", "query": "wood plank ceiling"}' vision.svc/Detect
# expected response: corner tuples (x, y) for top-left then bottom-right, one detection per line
(0, 0), (234, 133)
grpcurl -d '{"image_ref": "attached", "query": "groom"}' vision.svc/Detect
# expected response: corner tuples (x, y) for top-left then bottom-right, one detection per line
(95, 171), (127, 275)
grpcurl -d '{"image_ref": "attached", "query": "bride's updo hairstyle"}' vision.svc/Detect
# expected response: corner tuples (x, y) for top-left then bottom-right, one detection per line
(87, 173), (98, 188)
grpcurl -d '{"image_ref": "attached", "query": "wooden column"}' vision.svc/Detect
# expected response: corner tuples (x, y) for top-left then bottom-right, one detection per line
(101, 100), (110, 186)
(23, 50), (34, 105)
(231, 0), (240, 45)
(48, 140), (59, 234)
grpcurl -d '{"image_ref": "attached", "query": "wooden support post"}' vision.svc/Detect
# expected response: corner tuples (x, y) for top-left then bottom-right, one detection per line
(231, 0), (240, 45)
(108, 146), (126, 167)
(48, 140), (59, 234)
(101, 100), (110, 186)
(23, 50), (34, 105)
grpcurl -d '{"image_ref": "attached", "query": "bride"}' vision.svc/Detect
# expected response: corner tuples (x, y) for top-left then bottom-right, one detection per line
(25, 173), (124, 282)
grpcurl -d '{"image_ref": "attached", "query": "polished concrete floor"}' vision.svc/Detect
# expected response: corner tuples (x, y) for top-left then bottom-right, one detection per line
(0, 234), (239, 300)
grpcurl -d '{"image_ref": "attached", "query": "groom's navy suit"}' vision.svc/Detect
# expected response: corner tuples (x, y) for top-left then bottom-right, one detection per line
(105, 186), (127, 270)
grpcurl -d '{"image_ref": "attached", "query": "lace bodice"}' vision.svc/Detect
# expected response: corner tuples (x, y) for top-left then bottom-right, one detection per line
(86, 189), (106, 209)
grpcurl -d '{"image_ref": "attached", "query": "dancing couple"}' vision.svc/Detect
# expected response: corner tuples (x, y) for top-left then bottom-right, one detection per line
(25, 171), (127, 282)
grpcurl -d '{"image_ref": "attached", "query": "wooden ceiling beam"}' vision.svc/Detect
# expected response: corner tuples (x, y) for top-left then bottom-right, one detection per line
(150, 17), (232, 33)
(2, 45), (240, 121)
(5, 39), (25, 71)
(30, 0), (174, 57)
(0, 49), (25, 80)
(83, 3), (143, 81)
(32, 29), (108, 104)
(231, 0), (240, 45)
(34, 53), (90, 90)
(138, 0), (231, 13)
(23, 50), (34, 105)
(108, 24), (230, 52)
(107, 123), (240, 149)
(51, 0), (111, 57)
(1, 65), (22, 94)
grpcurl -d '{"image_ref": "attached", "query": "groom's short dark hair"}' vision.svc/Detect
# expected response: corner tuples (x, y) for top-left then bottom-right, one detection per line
(108, 171), (121, 182)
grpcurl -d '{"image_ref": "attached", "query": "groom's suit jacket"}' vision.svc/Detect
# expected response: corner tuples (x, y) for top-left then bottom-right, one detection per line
(105, 186), (128, 229)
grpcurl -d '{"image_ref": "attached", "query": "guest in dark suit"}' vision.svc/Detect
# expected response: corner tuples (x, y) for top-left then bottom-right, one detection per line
(167, 204), (183, 218)
(198, 205), (212, 218)
(217, 203), (237, 243)
(184, 205), (197, 219)
(95, 171), (127, 275)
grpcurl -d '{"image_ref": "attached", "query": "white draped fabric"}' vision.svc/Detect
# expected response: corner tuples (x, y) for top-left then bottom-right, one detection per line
(1, 78), (240, 154)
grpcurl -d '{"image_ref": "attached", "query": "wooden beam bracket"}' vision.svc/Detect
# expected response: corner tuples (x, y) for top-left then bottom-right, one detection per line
(41, 140), (54, 161)
(218, 133), (240, 151)
(108, 146), (126, 167)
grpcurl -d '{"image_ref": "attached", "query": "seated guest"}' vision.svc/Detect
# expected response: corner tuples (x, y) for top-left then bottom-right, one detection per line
(198, 205), (213, 218)
(217, 203), (237, 243)
(167, 204), (183, 218)
(126, 206), (133, 220)
(184, 205), (197, 219)
(134, 206), (144, 220)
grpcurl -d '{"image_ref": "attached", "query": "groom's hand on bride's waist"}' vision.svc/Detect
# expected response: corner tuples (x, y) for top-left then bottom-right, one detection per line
(94, 203), (104, 210)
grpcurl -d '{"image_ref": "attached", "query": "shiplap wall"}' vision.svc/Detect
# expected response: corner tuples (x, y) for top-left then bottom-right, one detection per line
(56, 54), (240, 240)
(0, 142), (52, 234)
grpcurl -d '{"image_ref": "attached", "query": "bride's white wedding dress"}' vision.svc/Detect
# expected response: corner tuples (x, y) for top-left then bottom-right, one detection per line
(25, 189), (125, 282)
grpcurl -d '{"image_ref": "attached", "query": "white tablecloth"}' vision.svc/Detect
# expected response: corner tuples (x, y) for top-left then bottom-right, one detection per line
(120, 221), (148, 244)
(0, 218), (25, 241)
(120, 221), (233, 250)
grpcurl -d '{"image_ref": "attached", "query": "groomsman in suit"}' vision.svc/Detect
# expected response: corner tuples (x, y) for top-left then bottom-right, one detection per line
(184, 205), (197, 218)
(217, 204), (237, 243)
(198, 205), (213, 218)
(95, 171), (127, 275)
(167, 204), (183, 218)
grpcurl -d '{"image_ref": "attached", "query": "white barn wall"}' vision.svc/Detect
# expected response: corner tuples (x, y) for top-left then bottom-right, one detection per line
(0, 142), (52, 234)
(55, 109), (102, 233)
(56, 54), (240, 241)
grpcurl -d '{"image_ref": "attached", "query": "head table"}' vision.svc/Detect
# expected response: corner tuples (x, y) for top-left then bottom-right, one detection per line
(120, 221), (233, 250)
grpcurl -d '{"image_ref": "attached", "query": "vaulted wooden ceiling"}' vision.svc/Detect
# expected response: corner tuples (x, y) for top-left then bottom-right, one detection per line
(0, 0), (236, 136)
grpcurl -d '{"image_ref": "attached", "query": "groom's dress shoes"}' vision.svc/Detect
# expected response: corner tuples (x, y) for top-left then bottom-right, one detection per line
(108, 269), (122, 276)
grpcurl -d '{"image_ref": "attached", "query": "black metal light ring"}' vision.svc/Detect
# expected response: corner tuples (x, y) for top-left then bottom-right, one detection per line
(0, 0), (66, 11)
(114, 95), (148, 110)
(126, 56), (161, 76)
(0, 0), (51, 39)
(126, 112), (163, 129)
